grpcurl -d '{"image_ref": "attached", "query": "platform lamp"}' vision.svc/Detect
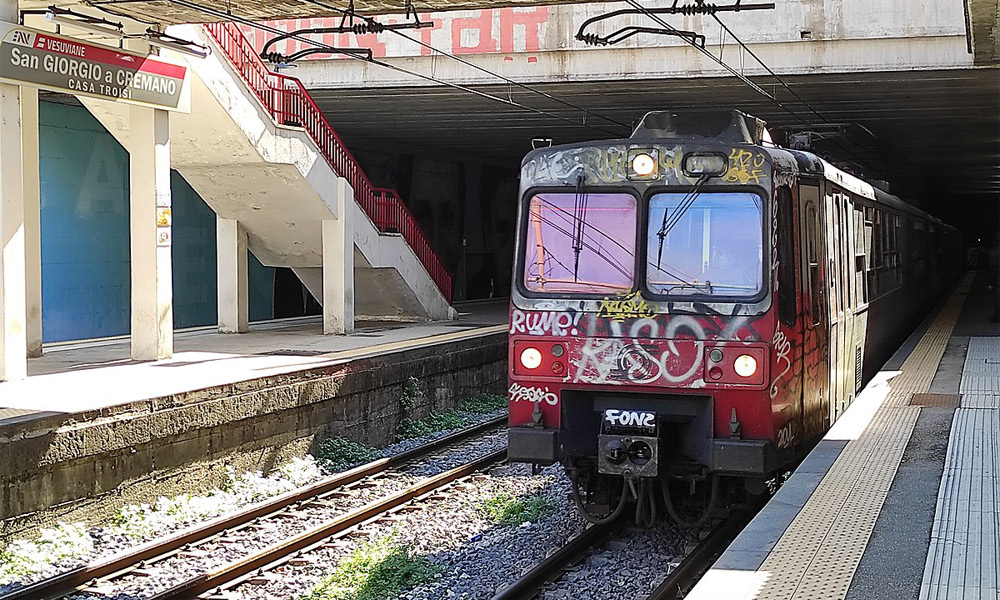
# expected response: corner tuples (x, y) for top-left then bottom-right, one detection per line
(141, 29), (210, 59)
(45, 7), (124, 39)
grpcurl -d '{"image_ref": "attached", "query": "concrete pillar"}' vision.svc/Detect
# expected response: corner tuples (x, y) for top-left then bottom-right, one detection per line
(322, 178), (354, 334)
(217, 217), (249, 333)
(0, 78), (26, 381)
(22, 86), (42, 358)
(129, 106), (173, 360)
(0, 0), (26, 382)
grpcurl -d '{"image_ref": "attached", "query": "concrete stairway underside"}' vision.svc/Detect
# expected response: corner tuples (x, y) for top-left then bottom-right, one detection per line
(80, 25), (452, 322)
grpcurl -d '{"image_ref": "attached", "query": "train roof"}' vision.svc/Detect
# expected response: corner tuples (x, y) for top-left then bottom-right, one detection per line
(767, 146), (953, 230)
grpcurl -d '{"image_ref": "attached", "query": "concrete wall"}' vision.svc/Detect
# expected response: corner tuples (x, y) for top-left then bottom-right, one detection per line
(276, 0), (972, 88)
(37, 102), (274, 342)
(0, 332), (507, 535)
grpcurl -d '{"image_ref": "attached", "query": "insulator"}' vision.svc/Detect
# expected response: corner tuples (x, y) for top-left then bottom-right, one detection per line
(576, 32), (607, 47)
(676, 3), (718, 15)
(351, 20), (385, 35)
(260, 51), (287, 64)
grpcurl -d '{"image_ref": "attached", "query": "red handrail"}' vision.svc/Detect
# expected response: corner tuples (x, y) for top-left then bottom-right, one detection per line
(203, 23), (452, 302)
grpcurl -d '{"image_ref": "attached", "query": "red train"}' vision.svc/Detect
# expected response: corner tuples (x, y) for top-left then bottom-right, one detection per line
(507, 110), (962, 524)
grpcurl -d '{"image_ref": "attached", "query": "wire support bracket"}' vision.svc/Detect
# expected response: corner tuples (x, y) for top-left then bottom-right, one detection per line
(576, 1), (774, 47)
(261, 0), (428, 64)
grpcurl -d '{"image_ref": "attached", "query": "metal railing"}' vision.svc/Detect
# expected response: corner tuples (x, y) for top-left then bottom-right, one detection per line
(204, 23), (452, 301)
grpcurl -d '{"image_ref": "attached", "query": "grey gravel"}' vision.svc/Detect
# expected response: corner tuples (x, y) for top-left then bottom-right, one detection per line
(0, 408), (506, 598)
(233, 462), (587, 600)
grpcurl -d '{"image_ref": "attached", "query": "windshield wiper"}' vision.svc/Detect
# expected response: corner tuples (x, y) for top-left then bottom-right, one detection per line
(571, 176), (588, 282)
(656, 175), (710, 269)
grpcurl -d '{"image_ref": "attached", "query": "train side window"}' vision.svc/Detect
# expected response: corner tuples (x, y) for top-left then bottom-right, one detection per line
(855, 206), (869, 306)
(776, 187), (796, 326)
(805, 203), (822, 327)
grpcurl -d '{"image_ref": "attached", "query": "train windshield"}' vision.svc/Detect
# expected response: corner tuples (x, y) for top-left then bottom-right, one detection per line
(522, 192), (636, 294)
(646, 192), (763, 298)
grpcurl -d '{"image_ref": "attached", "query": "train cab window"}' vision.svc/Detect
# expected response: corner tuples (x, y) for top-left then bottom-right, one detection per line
(522, 192), (637, 294)
(776, 187), (796, 326)
(645, 191), (763, 299)
(855, 206), (869, 306)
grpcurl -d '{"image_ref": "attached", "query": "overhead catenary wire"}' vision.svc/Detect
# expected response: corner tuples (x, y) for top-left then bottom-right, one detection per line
(692, 0), (897, 173)
(625, 0), (896, 177)
(162, 0), (624, 137)
(301, 0), (633, 132)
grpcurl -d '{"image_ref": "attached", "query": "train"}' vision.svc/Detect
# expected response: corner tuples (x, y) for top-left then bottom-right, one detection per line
(507, 110), (963, 525)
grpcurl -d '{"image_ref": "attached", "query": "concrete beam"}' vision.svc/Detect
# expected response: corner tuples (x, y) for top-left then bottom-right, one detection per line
(217, 217), (249, 333)
(967, 0), (1000, 65)
(292, 1), (972, 89)
(22, 86), (41, 359)
(129, 106), (173, 360)
(322, 178), (354, 335)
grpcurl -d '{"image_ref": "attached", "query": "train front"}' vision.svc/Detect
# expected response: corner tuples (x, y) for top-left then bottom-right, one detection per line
(507, 111), (794, 524)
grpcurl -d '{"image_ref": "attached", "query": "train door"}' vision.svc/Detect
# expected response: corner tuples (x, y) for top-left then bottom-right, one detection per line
(841, 193), (858, 412)
(826, 189), (851, 423)
(798, 183), (830, 438)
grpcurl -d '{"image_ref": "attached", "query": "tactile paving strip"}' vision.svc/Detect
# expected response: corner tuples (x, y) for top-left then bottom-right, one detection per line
(751, 274), (973, 600)
(919, 338), (1000, 600)
(960, 337), (1000, 395)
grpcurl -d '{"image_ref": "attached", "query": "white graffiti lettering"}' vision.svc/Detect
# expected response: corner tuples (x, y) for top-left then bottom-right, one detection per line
(508, 382), (558, 406)
(510, 309), (581, 336)
(770, 324), (793, 399)
(604, 409), (655, 428)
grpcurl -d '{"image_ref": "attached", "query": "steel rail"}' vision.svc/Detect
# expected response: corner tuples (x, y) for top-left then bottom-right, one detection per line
(154, 449), (508, 599)
(489, 515), (625, 600)
(647, 505), (759, 600)
(0, 416), (506, 600)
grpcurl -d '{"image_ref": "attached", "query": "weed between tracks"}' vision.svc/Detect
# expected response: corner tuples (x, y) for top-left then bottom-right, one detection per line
(481, 493), (551, 526)
(302, 534), (439, 600)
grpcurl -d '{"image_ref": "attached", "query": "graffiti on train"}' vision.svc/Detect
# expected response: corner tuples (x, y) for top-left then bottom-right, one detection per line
(510, 309), (582, 336)
(596, 290), (655, 322)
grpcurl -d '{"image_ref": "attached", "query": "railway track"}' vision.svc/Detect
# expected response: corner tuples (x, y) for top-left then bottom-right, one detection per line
(490, 503), (760, 600)
(2, 417), (507, 600)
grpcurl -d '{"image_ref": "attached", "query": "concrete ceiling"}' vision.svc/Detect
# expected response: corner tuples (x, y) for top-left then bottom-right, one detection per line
(309, 68), (1000, 240)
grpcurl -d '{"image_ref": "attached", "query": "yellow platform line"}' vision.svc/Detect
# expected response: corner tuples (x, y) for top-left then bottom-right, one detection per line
(752, 273), (973, 600)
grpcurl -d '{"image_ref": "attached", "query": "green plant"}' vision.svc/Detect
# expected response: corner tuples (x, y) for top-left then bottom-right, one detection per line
(481, 493), (550, 526)
(396, 411), (465, 440)
(302, 534), (439, 600)
(458, 393), (506, 414)
(315, 437), (381, 472)
(399, 377), (422, 412)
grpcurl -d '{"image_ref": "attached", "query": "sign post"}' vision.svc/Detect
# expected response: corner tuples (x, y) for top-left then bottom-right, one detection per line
(0, 20), (190, 112)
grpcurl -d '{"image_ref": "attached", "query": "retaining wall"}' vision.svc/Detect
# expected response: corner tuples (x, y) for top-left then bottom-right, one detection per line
(0, 332), (507, 536)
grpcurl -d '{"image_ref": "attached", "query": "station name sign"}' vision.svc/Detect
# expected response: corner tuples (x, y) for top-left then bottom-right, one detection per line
(0, 20), (190, 112)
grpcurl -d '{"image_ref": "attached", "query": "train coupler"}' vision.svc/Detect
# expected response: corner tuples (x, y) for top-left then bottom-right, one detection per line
(597, 408), (659, 478)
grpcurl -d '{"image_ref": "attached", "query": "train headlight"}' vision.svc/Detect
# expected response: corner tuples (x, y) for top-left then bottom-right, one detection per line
(683, 153), (727, 177)
(631, 153), (657, 177)
(520, 347), (543, 370)
(734, 354), (758, 378)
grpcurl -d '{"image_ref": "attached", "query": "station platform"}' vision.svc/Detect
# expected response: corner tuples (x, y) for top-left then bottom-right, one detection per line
(690, 271), (999, 600)
(0, 300), (507, 424)
(0, 301), (508, 530)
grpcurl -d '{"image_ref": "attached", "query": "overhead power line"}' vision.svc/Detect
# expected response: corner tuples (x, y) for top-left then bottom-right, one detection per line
(624, 0), (897, 178)
(302, 0), (632, 132)
(161, 0), (624, 137)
